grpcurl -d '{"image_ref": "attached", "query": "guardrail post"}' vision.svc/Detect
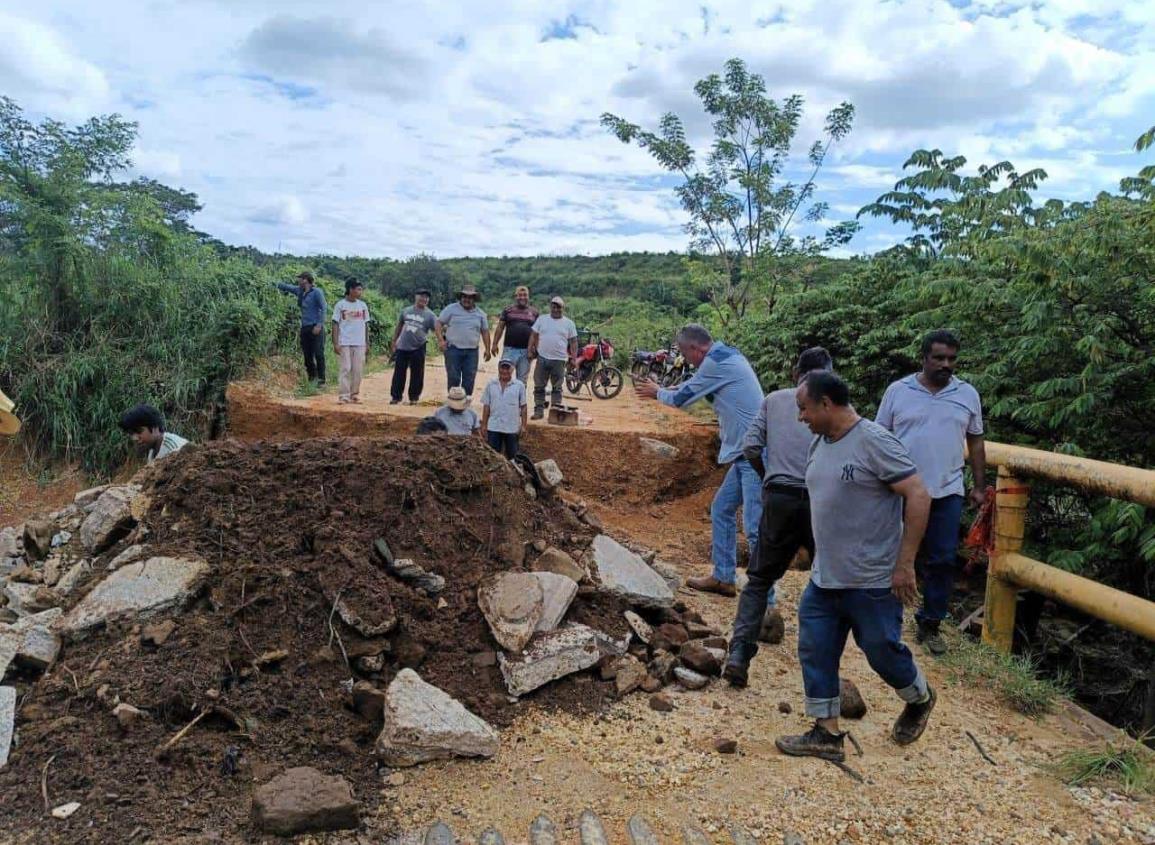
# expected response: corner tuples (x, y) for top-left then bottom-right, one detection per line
(982, 466), (1030, 653)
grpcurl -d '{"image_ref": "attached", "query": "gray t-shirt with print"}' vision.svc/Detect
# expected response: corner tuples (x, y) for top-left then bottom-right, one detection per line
(396, 305), (436, 352)
(433, 405), (480, 436)
(806, 418), (918, 589)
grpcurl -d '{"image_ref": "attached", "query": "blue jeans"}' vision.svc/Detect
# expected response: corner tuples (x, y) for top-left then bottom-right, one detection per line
(916, 494), (965, 625)
(798, 582), (928, 718)
(501, 347), (531, 384)
(710, 458), (763, 587)
(445, 346), (480, 396)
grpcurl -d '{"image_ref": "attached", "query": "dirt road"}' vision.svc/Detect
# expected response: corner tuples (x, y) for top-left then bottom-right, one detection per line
(223, 373), (1155, 845)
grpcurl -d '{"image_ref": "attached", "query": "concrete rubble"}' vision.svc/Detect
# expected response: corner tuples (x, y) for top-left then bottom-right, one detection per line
(531, 546), (586, 582)
(529, 572), (578, 632)
(499, 624), (602, 697)
(0, 609), (62, 676)
(56, 556), (209, 638)
(78, 485), (140, 553)
(588, 534), (674, 609)
(478, 572), (544, 652)
(375, 669), (499, 766)
(0, 685), (14, 768)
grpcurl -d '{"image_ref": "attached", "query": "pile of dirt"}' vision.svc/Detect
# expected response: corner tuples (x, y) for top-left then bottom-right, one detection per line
(0, 436), (632, 842)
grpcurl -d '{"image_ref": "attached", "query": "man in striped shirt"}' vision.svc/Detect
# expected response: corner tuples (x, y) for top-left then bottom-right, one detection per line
(119, 404), (189, 463)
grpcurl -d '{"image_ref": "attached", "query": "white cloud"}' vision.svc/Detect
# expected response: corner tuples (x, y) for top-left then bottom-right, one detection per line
(1, 0), (1152, 257)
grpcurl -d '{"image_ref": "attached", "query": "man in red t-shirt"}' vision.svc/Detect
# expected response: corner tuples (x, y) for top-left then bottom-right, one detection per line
(491, 285), (539, 384)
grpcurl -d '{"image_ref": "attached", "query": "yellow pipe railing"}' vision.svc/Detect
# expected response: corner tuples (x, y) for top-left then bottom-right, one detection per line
(980, 441), (1155, 652)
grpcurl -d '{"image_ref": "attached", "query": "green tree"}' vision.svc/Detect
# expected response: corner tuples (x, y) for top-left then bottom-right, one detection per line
(601, 58), (856, 325)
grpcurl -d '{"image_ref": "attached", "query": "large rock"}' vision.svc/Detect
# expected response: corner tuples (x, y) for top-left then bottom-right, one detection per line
(679, 641), (722, 677)
(57, 556), (208, 638)
(74, 485), (111, 510)
(532, 547), (586, 583)
(107, 545), (150, 572)
(251, 766), (359, 835)
(54, 560), (92, 596)
(0, 686), (14, 768)
(79, 486), (139, 553)
(674, 667), (709, 690)
(0, 609), (62, 676)
(22, 520), (53, 561)
(534, 459), (565, 493)
(477, 573), (544, 652)
(498, 624), (601, 697)
(530, 572), (578, 632)
(638, 438), (679, 459)
(0, 530), (19, 560)
(589, 535), (674, 609)
(375, 669), (499, 766)
(840, 678), (867, 719)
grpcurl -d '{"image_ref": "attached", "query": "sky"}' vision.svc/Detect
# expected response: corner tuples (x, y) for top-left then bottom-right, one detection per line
(2, 0), (1154, 258)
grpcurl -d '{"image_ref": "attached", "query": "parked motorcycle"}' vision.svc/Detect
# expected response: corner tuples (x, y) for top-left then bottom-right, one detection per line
(567, 331), (623, 399)
(629, 348), (670, 381)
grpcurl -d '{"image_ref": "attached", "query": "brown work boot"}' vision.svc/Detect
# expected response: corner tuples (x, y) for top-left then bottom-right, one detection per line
(775, 722), (846, 762)
(892, 685), (937, 746)
(758, 608), (785, 644)
(686, 575), (736, 597)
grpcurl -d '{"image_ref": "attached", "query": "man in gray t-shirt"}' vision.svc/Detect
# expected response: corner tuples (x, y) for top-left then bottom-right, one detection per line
(433, 387), (480, 436)
(435, 284), (492, 398)
(775, 371), (936, 765)
(724, 347), (832, 690)
(390, 290), (437, 405)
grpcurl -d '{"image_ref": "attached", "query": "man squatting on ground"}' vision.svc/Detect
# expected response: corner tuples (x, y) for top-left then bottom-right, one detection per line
(775, 371), (936, 762)
(635, 323), (764, 599)
(877, 329), (986, 656)
(274, 271), (328, 385)
(723, 346), (834, 689)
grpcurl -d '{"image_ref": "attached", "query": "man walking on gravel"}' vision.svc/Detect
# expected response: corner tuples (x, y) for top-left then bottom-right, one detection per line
(491, 285), (539, 384)
(876, 330), (986, 656)
(435, 284), (491, 399)
(776, 371), (935, 763)
(528, 296), (578, 420)
(275, 271), (328, 385)
(635, 324), (763, 598)
(390, 289), (436, 405)
(723, 347), (833, 689)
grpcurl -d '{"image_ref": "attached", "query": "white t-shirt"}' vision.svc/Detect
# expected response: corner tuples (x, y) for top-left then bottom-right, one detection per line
(531, 315), (578, 361)
(332, 298), (371, 347)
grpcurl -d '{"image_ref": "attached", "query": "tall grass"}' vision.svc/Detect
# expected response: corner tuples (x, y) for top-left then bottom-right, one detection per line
(1056, 739), (1155, 795)
(940, 631), (1068, 717)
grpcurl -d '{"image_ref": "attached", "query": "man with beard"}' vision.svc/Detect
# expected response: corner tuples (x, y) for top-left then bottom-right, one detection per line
(876, 330), (986, 656)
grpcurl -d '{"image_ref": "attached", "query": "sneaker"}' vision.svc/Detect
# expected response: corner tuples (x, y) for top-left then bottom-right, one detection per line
(722, 659), (749, 688)
(776, 722), (846, 762)
(893, 685), (937, 746)
(758, 608), (785, 644)
(915, 620), (947, 656)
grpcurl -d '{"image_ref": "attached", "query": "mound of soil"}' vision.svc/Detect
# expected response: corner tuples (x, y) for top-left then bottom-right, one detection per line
(0, 436), (629, 842)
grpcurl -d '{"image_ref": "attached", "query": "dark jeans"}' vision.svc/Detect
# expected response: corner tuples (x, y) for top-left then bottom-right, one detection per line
(916, 494), (966, 625)
(299, 325), (326, 383)
(798, 581), (927, 718)
(445, 346), (480, 396)
(730, 486), (814, 664)
(486, 430), (519, 459)
(390, 347), (426, 402)
(533, 358), (566, 412)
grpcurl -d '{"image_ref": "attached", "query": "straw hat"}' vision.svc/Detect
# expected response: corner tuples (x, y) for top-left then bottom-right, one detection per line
(457, 284), (481, 300)
(447, 386), (469, 411)
(0, 388), (20, 435)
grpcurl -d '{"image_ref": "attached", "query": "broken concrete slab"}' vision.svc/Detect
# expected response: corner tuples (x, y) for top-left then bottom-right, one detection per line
(22, 520), (53, 561)
(54, 560), (92, 597)
(79, 485), (139, 553)
(529, 572), (578, 632)
(534, 459), (564, 493)
(531, 547), (586, 583)
(74, 485), (111, 510)
(0, 686), (14, 767)
(0, 530), (18, 560)
(0, 609), (63, 674)
(375, 669), (499, 766)
(624, 611), (652, 644)
(638, 438), (679, 459)
(650, 561), (683, 593)
(589, 535), (674, 609)
(57, 556), (209, 638)
(499, 625), (602, 697)
(251, 766), (359, 835)
(107, 545), (149, 571)
(478, 573), (544, 652)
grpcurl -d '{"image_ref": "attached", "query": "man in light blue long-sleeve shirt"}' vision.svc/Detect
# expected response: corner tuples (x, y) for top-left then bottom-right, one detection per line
(275, 271), (329, 385)
(636, 323), (764, 597)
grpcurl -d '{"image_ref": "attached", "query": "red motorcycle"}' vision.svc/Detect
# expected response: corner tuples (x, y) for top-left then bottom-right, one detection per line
(566, 331), (624, 399)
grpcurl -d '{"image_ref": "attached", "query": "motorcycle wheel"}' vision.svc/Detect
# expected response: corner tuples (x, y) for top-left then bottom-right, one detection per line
(659, 367), (680, 387)
(591, 366), (624, 399)
(565, 372), (583, 394)
(630, 361), (651, 380)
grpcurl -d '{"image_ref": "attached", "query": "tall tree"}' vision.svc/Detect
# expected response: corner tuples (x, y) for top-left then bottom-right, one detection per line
(601, 58), (856, 325)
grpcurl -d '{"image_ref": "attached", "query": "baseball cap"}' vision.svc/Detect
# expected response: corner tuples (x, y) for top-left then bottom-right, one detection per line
(498, 358), (514, 369)
(550, 296), (565, 306)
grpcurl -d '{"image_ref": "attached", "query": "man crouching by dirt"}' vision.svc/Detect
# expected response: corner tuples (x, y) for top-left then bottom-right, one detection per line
(723, 347), (833, 689)
(635, 323), (763, 598)
(776, 371), (935, 763)
(119, 404), (189, 463)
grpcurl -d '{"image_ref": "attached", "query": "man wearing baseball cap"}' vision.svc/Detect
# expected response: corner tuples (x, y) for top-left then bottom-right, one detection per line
(480, 358), (528, 458)
(528, 296), (578, 420)
(491, 285), (539, 385)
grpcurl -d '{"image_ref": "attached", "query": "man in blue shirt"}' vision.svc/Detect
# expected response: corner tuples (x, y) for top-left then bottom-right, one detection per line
(275, 271), (328, 385)
(636, 324), (764, 597)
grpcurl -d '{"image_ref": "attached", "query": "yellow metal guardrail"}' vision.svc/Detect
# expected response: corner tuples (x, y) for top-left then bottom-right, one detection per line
(981, 442), (1155, 652)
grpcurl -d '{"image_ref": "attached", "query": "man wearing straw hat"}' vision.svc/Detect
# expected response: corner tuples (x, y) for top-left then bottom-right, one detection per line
(435, 283), (492, 399)
(433, 387), (481, 436)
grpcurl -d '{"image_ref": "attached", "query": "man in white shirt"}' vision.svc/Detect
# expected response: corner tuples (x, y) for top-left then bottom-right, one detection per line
(527, 296), (578, 420)
(118, 404), (189, 463)
(480, 359), (528, 457)
(331, 279), (372, 404)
